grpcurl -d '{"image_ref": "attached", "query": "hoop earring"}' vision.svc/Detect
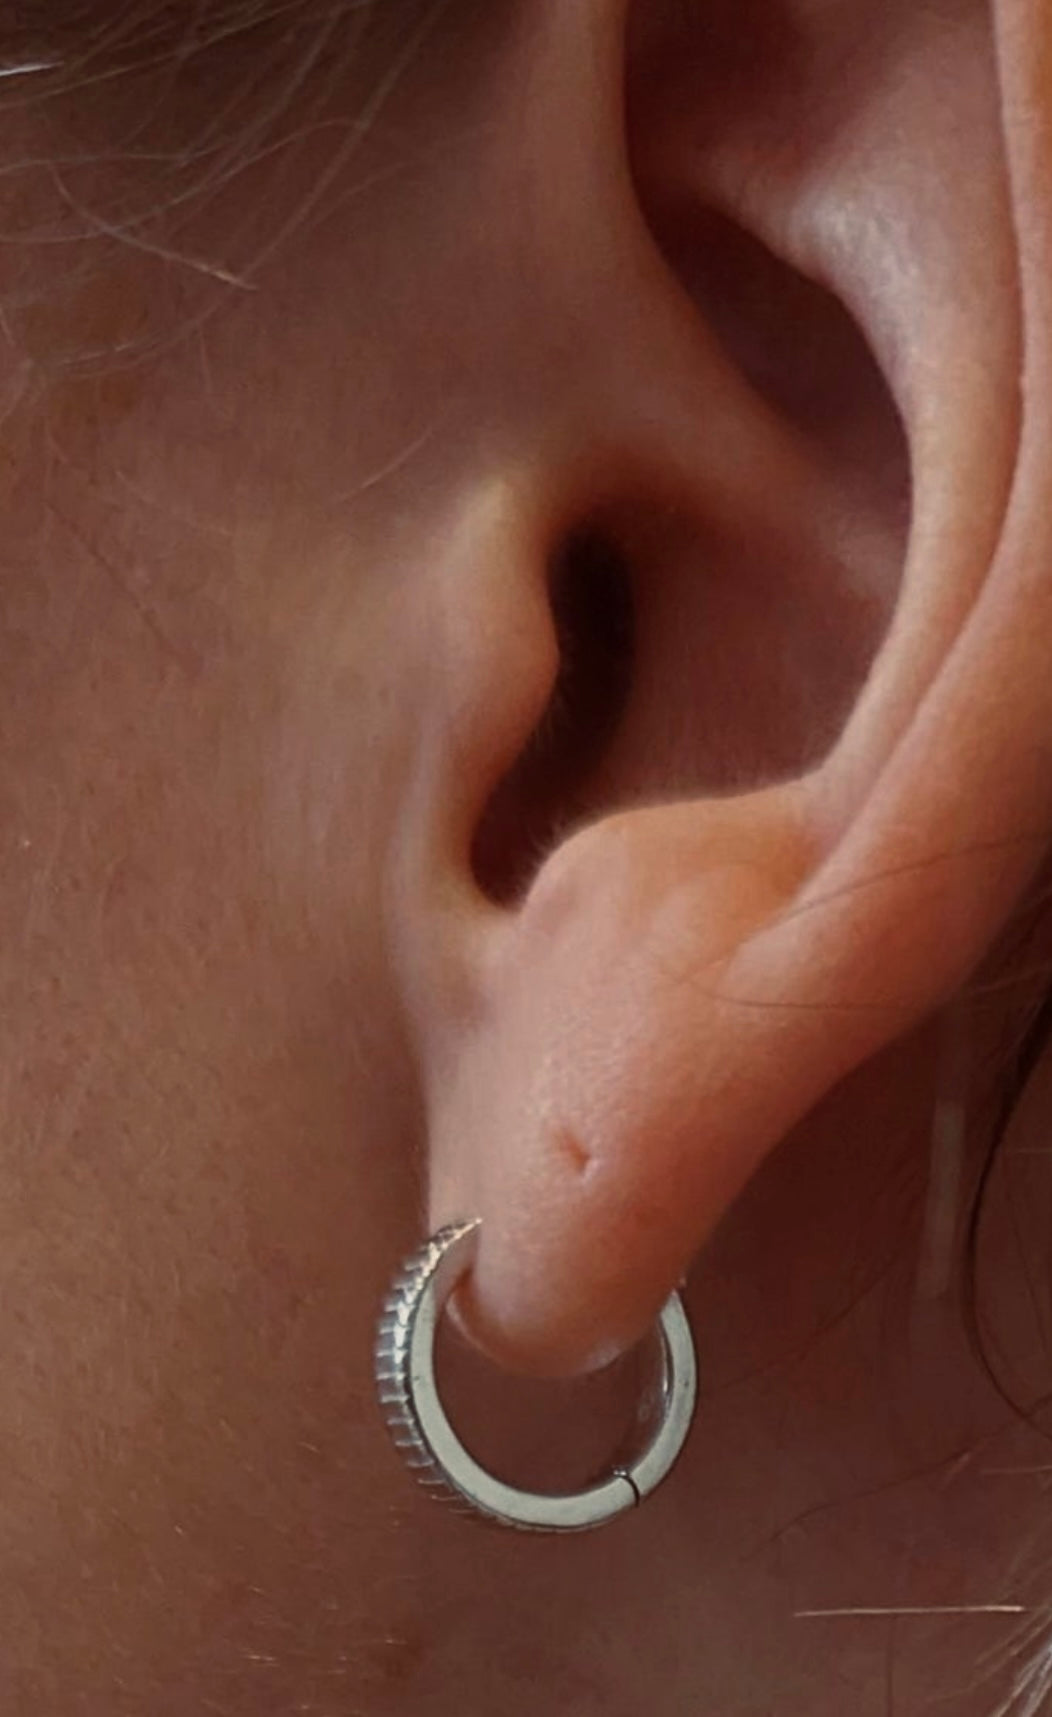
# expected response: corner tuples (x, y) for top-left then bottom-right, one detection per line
(374, 1219), (698, 1533)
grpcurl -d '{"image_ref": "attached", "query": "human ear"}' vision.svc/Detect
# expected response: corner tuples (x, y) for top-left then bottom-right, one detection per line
(388, 0), (1052, 1376)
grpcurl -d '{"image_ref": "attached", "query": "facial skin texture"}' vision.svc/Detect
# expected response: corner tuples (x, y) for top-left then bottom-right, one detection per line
(4, 0), (1052, 1709)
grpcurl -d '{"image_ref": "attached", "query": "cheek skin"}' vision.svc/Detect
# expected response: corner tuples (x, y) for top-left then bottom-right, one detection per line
(0, 134), (466, 1680)
(0, 457), (425, 1698)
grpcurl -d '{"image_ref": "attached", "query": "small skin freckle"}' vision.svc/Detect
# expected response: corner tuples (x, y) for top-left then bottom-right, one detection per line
(555, 1126), (593, 1177)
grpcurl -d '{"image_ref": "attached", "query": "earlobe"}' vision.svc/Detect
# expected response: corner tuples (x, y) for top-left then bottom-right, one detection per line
(392, 0), (1052, 1379)
(428, 784), (821, 1376)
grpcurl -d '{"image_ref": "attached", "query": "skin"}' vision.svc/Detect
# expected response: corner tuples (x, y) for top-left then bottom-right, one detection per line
(4, 0), (1052, 1709)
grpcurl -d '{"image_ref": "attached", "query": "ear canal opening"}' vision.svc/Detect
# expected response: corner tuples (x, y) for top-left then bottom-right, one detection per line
(471, 527), (636, 908)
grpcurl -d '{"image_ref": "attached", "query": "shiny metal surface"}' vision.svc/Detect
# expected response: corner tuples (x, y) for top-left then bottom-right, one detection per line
(374, 1219), (697, 1532)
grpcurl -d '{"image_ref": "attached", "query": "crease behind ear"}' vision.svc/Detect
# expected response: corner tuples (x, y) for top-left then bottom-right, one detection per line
(402, 0), (1052, 1378)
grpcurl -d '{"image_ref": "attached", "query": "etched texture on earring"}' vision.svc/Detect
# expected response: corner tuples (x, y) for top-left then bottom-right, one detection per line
(374, 1218), (698, 1533)
(374, 1219), (483, 1520)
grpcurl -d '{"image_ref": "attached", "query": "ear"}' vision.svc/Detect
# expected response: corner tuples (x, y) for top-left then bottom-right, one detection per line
(389, 0), (1052, 1375)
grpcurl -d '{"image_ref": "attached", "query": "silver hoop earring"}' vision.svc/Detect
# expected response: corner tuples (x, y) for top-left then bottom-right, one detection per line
(374, 1219), (698, 1533)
